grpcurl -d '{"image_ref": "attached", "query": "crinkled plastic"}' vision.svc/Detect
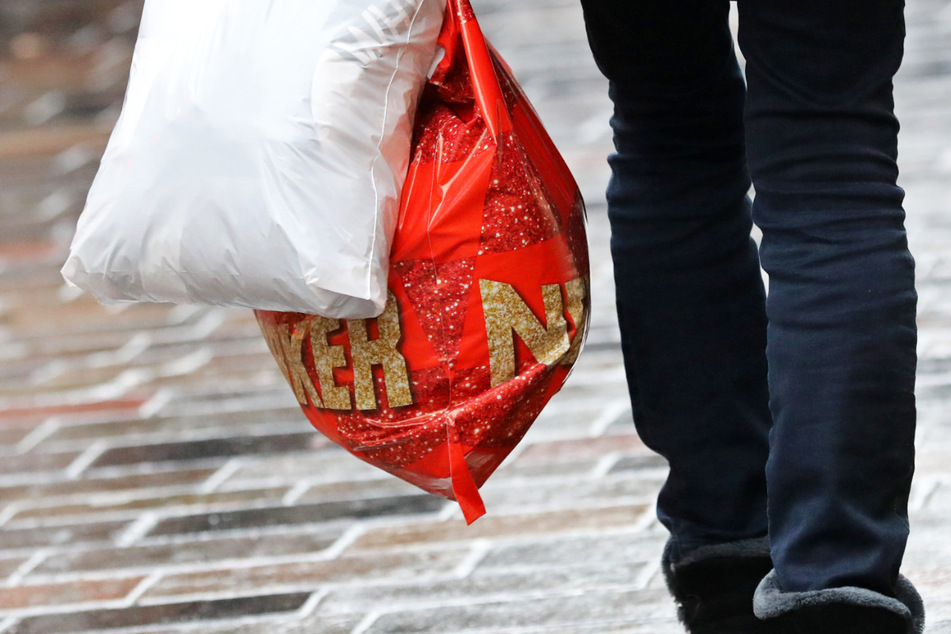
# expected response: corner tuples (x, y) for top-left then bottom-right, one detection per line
(62, 0), (444, 318)
(256, 0), (590, 523)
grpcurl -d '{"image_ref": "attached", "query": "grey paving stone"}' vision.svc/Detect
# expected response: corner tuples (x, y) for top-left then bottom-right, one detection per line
(0, 575), (144, 611)
(476, 532), (665, 571)
(147, 495), (447, 538)
(316, 564), (649, 618)
(6, 486), (291, 527)
(143, 548), (470, 602)
(30, 529), (341, 576)
(0, 467), (219, 504)
(128, 613), (363, 634)
(88, 432), (322, 469)
(0, 519), (129, 552)
(365, 587), (676, 633)
(6, 592), (312, 634)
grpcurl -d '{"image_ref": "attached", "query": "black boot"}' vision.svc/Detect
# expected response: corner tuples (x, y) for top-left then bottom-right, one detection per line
(662, 537), (774, 633)
(753, 569), (925, 634)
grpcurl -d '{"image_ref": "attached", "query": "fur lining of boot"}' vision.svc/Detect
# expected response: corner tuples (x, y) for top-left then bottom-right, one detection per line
(753, 569), (925, 634)
(662, 536), (774, 633)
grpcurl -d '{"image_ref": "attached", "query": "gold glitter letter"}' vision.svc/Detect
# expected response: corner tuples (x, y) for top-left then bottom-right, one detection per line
(480, 280), (570, 387)
(348, 292), (413, 410)
(260, 321), (323, 408)
(561, 276), (588, 365)
(305, 316), (351, 410)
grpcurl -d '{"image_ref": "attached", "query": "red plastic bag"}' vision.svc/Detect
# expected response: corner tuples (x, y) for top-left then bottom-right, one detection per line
(256, 0), (589, 524)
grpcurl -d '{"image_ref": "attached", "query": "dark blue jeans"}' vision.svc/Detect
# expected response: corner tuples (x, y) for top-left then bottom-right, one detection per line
(580, 0), (917, 596)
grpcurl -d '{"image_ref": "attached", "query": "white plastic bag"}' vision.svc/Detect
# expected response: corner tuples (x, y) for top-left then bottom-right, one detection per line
(62, 0), (444, 317)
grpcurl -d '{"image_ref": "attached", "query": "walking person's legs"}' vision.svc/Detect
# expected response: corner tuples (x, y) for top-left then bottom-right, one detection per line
(737, 0), (923, 630)
(579, 1), (774, 630)
(580, 0), (924, 630)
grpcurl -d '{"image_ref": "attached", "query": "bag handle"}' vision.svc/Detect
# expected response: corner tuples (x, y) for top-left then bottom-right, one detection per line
(447, 0), (512, 139)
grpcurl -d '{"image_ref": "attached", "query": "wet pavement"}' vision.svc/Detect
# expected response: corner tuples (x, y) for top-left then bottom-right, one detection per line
(1, 0), (951, 632)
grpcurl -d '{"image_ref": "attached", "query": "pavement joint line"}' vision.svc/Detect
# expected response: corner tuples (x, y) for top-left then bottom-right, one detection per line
(27, 359), (68, 386)
(634, 557), (662, 591)
(120, 571), (165, 608)
(197, 459), (243, 495)
(138, 388), (175, 418)
(164, 304), (204, 326)
(587, 397), (632, 437)
(53, 144), (97, 174)
(105, 301), (133, 315)
(349, 610), (381, 634)
(157, 347), (214, 378)
(56, 281), (86, 303)
(35, 186), (76, 221)
(64, 439), (109, 479)
(114, 511), (160, 548)
(86, 332), (153, 368)
(0, 503), (20, 528)
(0, 368), (148, 411)
(4, 549), (50, 588)
(280, 480), (311, 506)
(437, 501), (461, 521)
(85, 367), (155, 403)
(321, 524), (370, 560)
(13, 417), (60, 454)
(631, 501), (659, 534)
(589, 451), (623, 478)
(23, 90), (66, 127)
(295, 588), (327, 619)
(912, 476), (943, 512)
(451, 538), (492, 578)
(939, 146), (951, 171)
(183, 310), (228, 341)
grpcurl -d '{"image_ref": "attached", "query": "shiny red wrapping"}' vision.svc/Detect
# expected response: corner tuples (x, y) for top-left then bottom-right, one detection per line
(255, 0), (589, 524)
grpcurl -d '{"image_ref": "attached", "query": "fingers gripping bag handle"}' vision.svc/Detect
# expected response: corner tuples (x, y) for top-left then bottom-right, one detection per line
(256, 0), (590, 525)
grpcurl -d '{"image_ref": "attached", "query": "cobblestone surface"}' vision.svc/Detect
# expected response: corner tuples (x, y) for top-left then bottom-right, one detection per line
(1, 0), (950, 632)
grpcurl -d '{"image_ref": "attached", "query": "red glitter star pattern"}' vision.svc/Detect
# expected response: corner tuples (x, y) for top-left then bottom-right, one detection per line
(480, 132), (560, 254)
(395, 257), (476, 367)
(412, 104), (489, 165)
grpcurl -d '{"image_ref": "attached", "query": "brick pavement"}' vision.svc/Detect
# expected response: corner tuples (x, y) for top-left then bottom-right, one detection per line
(0, 0), (950, 632)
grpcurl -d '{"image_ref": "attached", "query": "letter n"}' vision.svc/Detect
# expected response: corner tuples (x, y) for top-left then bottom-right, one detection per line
(480, 280), (570, 387)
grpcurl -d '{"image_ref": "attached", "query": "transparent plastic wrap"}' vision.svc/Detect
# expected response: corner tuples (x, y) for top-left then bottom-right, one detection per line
(62, 0), (444, 317)
(256, 0), (590, 523)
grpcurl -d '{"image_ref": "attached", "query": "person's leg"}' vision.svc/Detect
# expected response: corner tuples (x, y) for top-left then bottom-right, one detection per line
(736, 0), (923, 630)
(579, 1), (773, 630)
(579, 0), (771, 558)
